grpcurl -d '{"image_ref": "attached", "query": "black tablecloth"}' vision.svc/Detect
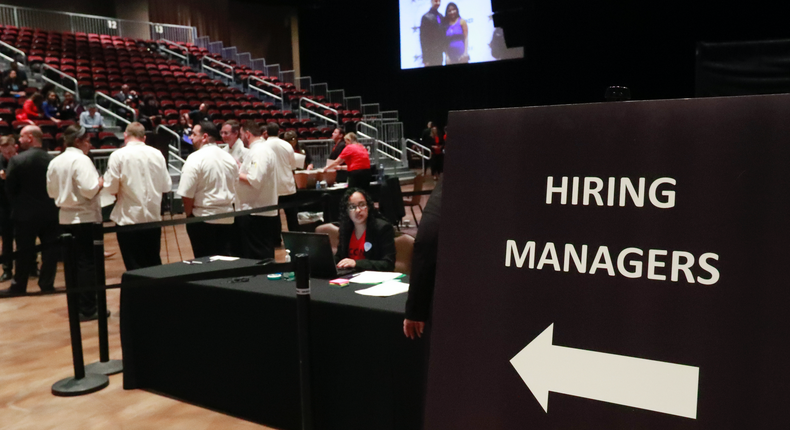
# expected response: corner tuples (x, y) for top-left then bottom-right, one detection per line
(120, 259), (425, 430)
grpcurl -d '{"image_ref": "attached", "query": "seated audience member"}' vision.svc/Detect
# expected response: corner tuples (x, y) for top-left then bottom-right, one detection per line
(114, 84), (131, 104)
(189, 103), (211, 124)
(139, 97), (162, 130)
(175, 113), (195, 156)
(335, 188), (396, 272)
(323, 132), (372, 190)
(3, 62), (28, 86)
(59, 92), (83, 121)
(283, 130), (313, 170)
(2, 70), (26, 97)
(79, 104), (103, 131)
(41, 92), (62, 123)
(16, 93), (46, 124)
(119, 95), (140, 123)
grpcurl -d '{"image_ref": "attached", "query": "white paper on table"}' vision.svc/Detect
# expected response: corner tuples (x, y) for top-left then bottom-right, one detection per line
(209, 256), (240, 261)
(355, 280), (409, 297)
(294, 153), (306, 169)
(98, 188), (116, 208)
(349, 271), (405, 284)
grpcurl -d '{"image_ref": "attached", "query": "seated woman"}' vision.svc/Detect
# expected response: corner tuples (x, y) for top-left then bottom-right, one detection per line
(323, 132), (371, 190)
(16, 93), (46, 124)
(335, 188), (396, 272)
(2, 70), (26, 97)
(41, 91), (62, 124)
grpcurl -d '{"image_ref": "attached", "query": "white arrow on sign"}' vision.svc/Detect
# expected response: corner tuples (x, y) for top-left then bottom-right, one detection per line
(510, 323), (699, 419)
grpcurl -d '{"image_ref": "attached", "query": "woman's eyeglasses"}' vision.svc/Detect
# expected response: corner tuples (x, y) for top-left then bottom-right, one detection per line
(347, 202), (368, 212)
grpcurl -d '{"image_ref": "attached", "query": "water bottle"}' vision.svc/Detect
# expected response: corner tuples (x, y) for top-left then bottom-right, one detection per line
(377, 163), (385, 183)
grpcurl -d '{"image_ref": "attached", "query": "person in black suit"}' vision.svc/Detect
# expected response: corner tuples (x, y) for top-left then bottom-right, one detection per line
(335, 188), (396, 272)
(0, 135), (18, 282)
(420, 0), (445, 66)
(0, 126), (60, 295)
(404, 178), (442, 339)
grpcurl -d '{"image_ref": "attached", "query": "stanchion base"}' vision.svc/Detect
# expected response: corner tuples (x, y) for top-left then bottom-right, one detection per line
(85, 360), (123, 376)
(52, 374), (109, 397)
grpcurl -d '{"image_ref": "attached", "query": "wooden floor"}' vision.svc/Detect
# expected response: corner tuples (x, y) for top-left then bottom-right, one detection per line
(0, 178), (434, 429)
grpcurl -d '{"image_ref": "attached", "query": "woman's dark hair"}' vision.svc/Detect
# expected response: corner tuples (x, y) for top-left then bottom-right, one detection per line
(445, 2), (459, 18)
(338, 187), (379, 233)
(31, 93), (44, 107)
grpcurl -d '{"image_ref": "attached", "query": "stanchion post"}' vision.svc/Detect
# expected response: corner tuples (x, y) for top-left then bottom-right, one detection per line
(294, 253), (313, 430)
(85, 223), (123, 376)
(52, 234), (109, 396)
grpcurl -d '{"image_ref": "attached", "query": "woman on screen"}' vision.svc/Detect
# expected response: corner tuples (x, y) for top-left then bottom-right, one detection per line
(444, 2), (469, 64)
(335, 188), (396, 272)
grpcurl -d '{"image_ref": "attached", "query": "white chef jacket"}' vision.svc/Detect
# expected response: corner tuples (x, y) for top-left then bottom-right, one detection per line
(263, 136), (296, 196)
(103, 140), (172, 225)
(236, 138), (278, 217)
(224, 138), (248, 165)
(177, 142), (238, 225)
(46, 147), (102, 224)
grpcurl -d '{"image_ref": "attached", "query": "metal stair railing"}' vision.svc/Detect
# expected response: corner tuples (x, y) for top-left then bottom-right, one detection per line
(248, 76), (285, 110)
(0, 40), (26, 67)
(41, 63), (79, 101)
(95, 91), (136, 122)
(356, 122), (402, 165)
(200, 56), (234, 84)
(157, 39), (189, 65)
(299, 97), (338, 125)
(405, 138), (431, 172)
(156, 124), (185, 173)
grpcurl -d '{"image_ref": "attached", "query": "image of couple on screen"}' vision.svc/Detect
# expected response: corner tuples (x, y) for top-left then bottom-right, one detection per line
(420, 0), (469, 66)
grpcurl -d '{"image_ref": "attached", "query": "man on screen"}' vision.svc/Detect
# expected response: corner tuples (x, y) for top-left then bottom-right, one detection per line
(420, 0), (445, 66)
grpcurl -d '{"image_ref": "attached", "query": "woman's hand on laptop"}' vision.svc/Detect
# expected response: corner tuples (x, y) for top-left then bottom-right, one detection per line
(337, 258), (357, 269)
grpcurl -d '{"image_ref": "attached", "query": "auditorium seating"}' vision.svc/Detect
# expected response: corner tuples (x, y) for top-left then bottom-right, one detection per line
(0, 24), (360, 140)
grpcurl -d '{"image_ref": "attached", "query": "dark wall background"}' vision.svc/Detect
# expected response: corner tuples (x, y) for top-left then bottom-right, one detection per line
(299, 0), (790, 138)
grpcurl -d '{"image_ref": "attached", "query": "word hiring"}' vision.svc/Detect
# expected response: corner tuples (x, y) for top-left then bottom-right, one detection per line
(505, 240), (719, 285)
(546, 176), (676, 208)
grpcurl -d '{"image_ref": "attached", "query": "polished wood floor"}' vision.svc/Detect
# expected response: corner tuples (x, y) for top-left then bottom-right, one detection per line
(0, 178), (434, 429)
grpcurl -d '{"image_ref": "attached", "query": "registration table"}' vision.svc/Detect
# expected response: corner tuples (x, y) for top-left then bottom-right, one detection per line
(120, 258), (425, 430)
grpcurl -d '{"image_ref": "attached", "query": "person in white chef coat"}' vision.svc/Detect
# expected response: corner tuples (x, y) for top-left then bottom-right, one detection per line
(103, 122), (172, 270)
(177, 121), (239, 258)
(46, 125), (104, 320)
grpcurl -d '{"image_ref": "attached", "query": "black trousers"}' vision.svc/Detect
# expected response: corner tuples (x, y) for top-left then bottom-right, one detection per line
(63, 223), (98, 316)
(1, 208), (13, 273)
(348, 169), (372, 191)
(430, 153), (443, 176)
(116, 227), (162, 271)
(11, 219), (59, 292)
(186, 221), (233, 258)
(280, 193), (300, 233)
(234, 215), (280, 260)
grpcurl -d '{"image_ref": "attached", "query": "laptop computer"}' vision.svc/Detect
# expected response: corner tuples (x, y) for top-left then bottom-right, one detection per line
(282, 232), (354, 279)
